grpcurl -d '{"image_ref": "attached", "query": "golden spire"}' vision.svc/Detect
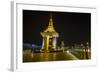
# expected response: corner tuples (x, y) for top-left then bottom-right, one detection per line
(44, 14), (56, 32)
(49, 14), (53, 26)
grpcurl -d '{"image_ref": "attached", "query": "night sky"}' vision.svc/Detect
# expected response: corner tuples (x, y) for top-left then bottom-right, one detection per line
(23, 10), (91, 46)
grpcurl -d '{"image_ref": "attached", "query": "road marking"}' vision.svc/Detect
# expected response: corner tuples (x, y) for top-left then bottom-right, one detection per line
(65, 51), (79, 60)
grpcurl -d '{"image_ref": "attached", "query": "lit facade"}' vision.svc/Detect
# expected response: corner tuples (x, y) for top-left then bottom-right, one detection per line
(40, 15), (59, 52)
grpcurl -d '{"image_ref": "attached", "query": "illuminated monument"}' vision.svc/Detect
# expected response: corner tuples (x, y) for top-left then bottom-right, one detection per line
(40, 14), (59, 52)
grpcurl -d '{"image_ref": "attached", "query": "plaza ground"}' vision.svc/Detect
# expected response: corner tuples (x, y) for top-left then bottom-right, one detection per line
(23, 49), (91, 62)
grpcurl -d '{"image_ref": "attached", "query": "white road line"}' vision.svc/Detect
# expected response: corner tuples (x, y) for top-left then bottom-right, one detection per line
(65, 51), (78, 60)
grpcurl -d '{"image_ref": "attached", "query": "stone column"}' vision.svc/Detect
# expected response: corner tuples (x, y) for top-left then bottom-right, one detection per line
(52, 37), (57, 50)
(46, 36), (50, 52)
(41, 37), (44, 50)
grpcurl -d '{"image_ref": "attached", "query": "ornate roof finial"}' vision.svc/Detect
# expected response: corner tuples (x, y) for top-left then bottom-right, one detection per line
(44, 13), (56, 32)
(49, 13), (53, 26)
